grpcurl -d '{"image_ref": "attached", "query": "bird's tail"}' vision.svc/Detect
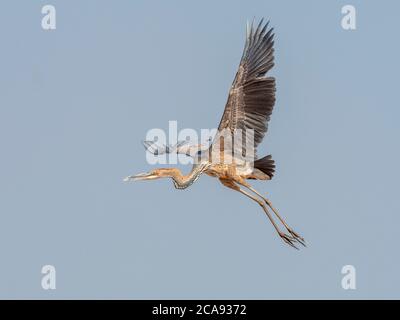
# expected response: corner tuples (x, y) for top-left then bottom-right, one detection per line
(254, 155), (275, 178)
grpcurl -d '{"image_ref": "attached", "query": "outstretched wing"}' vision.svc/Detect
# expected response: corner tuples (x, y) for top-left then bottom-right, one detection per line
(213, 19), (276, 160)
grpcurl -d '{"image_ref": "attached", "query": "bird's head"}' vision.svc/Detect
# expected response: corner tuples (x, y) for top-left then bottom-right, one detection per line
(123, 168), (177, 182)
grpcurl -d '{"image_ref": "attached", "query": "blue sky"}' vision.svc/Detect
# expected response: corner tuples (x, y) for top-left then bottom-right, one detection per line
(0, 0), (399, 298)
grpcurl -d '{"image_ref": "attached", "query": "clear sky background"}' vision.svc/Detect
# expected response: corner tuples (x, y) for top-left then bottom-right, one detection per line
(0, 0), (399, 299)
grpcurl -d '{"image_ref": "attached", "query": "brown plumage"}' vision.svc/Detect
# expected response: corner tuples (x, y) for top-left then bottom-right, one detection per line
(125, 19), (305, 249)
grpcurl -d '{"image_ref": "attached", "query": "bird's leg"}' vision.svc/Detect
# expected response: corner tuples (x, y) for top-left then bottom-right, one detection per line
(220, 179), (299, 249)
(237, 188), (300, 249)
(243, 184), (306, 246)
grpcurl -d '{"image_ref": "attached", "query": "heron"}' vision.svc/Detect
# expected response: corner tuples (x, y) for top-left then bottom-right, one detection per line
(124, 19), (305, 249)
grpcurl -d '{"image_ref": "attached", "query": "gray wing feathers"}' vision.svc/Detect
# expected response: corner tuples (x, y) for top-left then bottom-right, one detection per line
(217, 19), (276, 152)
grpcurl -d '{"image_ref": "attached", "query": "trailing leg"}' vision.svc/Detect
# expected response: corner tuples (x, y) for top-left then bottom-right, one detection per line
(244, 184), (306, 246)
(219, 178), (300, 249)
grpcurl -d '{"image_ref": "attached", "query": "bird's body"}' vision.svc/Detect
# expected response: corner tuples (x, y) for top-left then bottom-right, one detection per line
(125, 19), (305, 248)
(205, 159), (269, 181)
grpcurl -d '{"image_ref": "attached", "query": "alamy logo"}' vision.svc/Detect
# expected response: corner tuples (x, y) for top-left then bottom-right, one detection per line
(341, 265), (356, 290)
(143, 121), (255, 166)
(41, 5), (56, 30)
(41, 265), (56, 290)
(341, 5), (356, 30)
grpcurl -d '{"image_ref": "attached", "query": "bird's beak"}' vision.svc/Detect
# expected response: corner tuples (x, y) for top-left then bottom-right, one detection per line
(123, 172), (158, 182)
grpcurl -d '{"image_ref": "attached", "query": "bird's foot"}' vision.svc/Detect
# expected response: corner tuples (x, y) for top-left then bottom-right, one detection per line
(279, 232), (299, 250)
(287, 229), (306, 247)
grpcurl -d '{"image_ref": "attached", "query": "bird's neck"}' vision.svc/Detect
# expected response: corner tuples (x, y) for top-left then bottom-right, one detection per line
(170, 163), (209, 189)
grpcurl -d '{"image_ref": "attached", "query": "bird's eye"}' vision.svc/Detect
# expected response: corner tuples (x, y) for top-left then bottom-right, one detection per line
(197, 150), (202, 155)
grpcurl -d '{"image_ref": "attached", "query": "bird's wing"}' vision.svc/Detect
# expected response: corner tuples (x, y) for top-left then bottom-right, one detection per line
(212, 19), (276, 161)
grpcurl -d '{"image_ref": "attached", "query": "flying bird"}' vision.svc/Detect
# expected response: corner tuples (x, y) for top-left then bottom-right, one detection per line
(124, 19), (305, 249)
